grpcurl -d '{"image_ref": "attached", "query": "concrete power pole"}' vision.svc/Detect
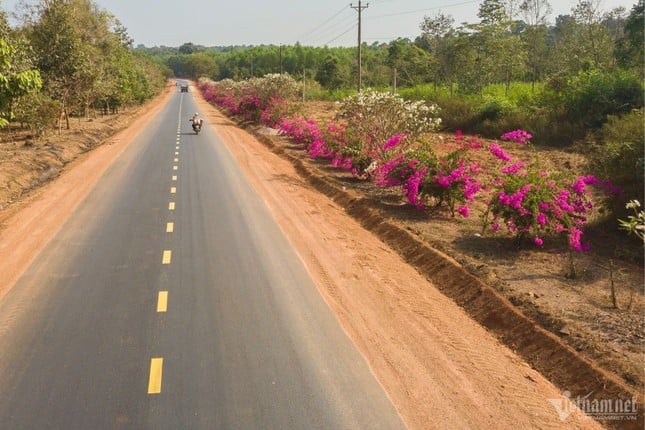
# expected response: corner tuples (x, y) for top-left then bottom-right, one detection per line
(350, 1), (368, 93)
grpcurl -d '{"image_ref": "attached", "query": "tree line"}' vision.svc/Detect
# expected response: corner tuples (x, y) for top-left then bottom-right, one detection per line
(145, 0), (642, 93)
(149, 0), (643, 214)
(0, 0), (171, 134)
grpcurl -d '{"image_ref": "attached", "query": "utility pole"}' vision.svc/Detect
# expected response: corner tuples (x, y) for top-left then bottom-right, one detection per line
(350, 1), (368, 93)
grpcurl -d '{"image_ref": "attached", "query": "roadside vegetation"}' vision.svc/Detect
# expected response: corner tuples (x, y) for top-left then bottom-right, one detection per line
(0, 0), (170, 136)
(146, 0), (644, 221)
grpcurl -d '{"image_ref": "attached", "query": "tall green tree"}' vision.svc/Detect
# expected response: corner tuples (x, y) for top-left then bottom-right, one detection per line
(466, 0), (526, 94)
(0, 39), (42, 126)
(0, 9), (41, 123)
(520, 0), (552, 89)
(615, 0), (643, 70)
(27, 0), (99, 127)
(571, 0), (615, 69)
(417, 12), (456, 90)
(315, 54), (345, 91)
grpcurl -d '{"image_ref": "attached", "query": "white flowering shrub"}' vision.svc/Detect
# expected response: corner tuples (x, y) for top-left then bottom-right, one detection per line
(618, 200), (645, 242)
(337, 89), (442, 157)
(245, 73), (302, 102)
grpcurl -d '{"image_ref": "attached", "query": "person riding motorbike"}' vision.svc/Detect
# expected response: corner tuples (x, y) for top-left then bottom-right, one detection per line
(190, 113), (203, 134)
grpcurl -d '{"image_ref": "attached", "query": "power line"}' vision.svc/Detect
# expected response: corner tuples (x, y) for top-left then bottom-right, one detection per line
(296, 5), (350, 40)
(368, 0), (480, 19)
(306, 13), (356, 43)
(324, 23), (357, 45)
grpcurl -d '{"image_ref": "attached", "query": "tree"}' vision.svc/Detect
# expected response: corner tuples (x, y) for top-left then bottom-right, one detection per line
(478, 0), (508, 25)
(184, 52), (218, 80)
(315, 54), (345, 91)
(386, 38), (430, 88)
(571, 0), (614, 69)
(615, 0), (643, 70)
(467, 0), (526, 94)
(0, 9), (42, 124)
(417, 12), (455, 90)
(27, 0), (101, 128)
(520, 0), (552, 88)
(0, 39), (42, 126)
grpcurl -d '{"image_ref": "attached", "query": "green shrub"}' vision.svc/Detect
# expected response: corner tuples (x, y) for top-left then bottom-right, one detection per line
(589, 110), (645, 215)
(476, 96), (517, 122)
(435, 96), (477, 132)
(541, 69), (643, 130)
(14, 93), (61, 136)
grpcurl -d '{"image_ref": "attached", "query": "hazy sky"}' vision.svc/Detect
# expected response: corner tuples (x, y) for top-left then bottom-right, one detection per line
(1, 0), (638, 47)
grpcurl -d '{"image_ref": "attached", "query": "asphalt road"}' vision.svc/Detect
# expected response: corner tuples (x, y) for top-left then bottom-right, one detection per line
(0, 86), (407, 429)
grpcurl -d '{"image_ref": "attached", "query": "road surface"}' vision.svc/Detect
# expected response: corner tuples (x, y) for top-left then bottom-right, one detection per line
(0, 85), (407, 429)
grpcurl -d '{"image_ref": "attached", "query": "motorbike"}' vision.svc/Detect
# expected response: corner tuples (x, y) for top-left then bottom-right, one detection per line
(191, 120), (202, 135)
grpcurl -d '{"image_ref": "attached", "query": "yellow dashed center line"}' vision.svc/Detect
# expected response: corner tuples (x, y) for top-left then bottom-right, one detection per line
(147, 358), (164, 394)
(170, 187), (176, 194)
(166, 222), (174, 233)
(173, 166), (178, 171)
(172, 175), (178, 181)
(169, 202), (175, 210)
(157, 291), (168, 312)
(174, 158), (179, 162)
(162, 250), (172, 264)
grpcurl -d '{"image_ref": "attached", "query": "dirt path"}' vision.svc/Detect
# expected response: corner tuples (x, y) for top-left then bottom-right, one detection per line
(0, 87), (605, 429)
(194, 96), (605, 429)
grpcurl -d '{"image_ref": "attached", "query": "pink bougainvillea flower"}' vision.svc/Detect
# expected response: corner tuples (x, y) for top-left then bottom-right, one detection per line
(382, 133), (408, 151)
(488, 143), (511, 162)
(501, 161), (525, 175)
(568, 227), (590, 252)
(457, 204), (470, 218)
(534, 237), (544, 246)
(501, 129), (533, 144)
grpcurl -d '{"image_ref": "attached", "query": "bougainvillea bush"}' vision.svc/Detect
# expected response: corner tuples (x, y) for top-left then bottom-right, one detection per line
(198, 75), (300, 127)
(372, 144), (481, 213)
(482, 131), (618, 251)
(199, 76), (617, 253)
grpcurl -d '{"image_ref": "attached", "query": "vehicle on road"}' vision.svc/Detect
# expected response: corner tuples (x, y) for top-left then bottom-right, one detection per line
(180, 85), (189, 93)
(190, 113), (203, 135)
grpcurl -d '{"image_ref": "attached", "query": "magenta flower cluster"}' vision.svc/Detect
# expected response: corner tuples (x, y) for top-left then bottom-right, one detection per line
(501, 129), (533, 144)
(484, 133), (618, 251)
(199, 79), (615, 253)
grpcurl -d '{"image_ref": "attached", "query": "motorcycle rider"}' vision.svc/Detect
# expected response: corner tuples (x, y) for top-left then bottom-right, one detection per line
(190, 113), (203, 132)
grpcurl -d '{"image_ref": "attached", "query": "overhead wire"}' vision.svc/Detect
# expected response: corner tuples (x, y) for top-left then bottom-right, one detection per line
(296, 5), (350, 40)
(294, 0), (482, 47)
(297, 6), (356, 45)
(368, 0), (480, 19)
(324, 23), (358, 45)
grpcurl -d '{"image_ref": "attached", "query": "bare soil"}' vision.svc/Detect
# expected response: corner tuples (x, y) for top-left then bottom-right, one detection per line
(0, 85), (641, 429)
